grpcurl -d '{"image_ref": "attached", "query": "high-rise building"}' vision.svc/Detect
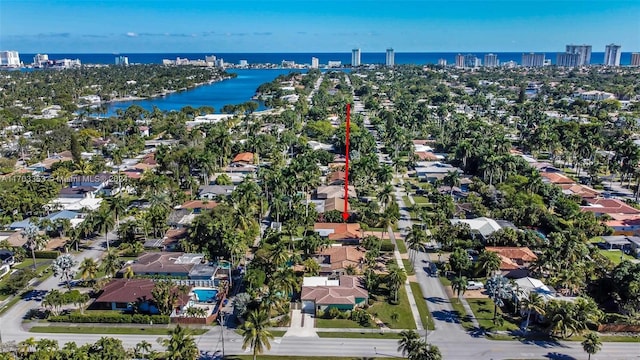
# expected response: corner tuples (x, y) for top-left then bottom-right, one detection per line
(0, 51), (20, 67)
(604, 44), (622, 66)
(631, 53), (640, 67)
(484, 53), (499, 67)
(351, 48), (361, 67)
(311, 57), (319, 69)
(33, 53), (49, 67)
(556, 53), (581, 67)
(437, 58), (447, 66)
(385, 48), (394, 66)
(521, 53), (545, 67)
(464, 54), (480, 68)
(565, 44), (592, 66)
(455, 54), (465, 68)
(115, 55), (129, 66)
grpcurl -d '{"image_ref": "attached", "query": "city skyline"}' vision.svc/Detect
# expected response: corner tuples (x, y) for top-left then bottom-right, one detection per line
(1, 0), (639, 53)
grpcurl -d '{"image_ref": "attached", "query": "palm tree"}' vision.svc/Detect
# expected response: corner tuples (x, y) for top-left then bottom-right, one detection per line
(240, 309), (274, 360)
(160, 324), (198, 360)
(478, 251), (502, 278)
(520, 292), (546, 334)
(397, 329), (420, 356)
(408, 342), (442, 360)
(581, 332), (602, 360)
(123, 265), (135, 279)
(386, 263), (407, 303)
(377, 184), (395, 209)
(94, 207), (115, 251)
(78, 257), (99, 283)
(405, 226), (427, 263)
(133, 340), (152, 359)
(443, 170), (461, 196)
(22, 227), (46, 269)
(106, 195), (128, 231)
(485, 275), (513, 323)
(101, 250), (122, 278)
(451, 276), (468, 301)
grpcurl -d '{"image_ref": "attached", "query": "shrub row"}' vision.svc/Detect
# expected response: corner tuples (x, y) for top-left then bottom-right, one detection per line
(49, 312), (170, 324)
(380, 242), (395, 252)
(34, 250), (60, 259)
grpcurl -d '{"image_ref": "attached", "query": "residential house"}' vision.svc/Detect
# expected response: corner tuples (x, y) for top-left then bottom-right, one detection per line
(485, 246), (538, 278)
(326, 171), (346, 185)
(69, 173), (112, 192)
(232, 152), (254, 165)
(167, 200), (217, 227)
(450, 217), (515, 241)
(138, 126), (150, 137)
(127, 252), (219, 281)
(314, 246), (366, 277)
(414, 151), (443, 161)
(513, 277), (556, 302)
(315, 185), (357, 199)
(7, 219), (39, 232)
(0, 231), (27, 247)
(94, 278), (191, 313)
(580, 198), (640, 217)
(177, 200), (217, 214)
(599, 235), (640, 258)
(58, 186), (99, 199)
(314, 223), (362, 244)
(301, 275), (368, 315)
(415, 162), (462, 183)
(198, 185), (235, 199)
(605, 217), (640, 236)
(307, 141), (334, 151)
(560, 184), (600, 199)
(27, 151), (73, 173)
(540, 172), (575, 185)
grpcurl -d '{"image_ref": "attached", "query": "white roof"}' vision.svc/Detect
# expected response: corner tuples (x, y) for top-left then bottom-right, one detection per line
(51, 198), (103, 211)
(450, 217), (502, 238)
(303, 277), (340, 287)
(514, 277), (555, 301)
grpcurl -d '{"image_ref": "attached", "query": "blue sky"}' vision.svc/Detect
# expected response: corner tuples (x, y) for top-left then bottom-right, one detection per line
(1, 0), (639, 53)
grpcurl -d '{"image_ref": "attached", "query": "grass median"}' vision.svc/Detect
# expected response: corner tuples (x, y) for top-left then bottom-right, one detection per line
(316, 332), (403, 339)
(409, 282), (435, 330)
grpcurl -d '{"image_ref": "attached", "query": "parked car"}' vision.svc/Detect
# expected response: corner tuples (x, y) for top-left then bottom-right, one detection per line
(467, 281), (484, 290)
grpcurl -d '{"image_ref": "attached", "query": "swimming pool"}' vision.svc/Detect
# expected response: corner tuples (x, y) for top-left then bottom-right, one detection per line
(192, 288), (218, 303)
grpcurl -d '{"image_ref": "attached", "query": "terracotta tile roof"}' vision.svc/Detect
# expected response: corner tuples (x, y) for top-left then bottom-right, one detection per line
(560, 184), (599, 199)
(581, 198), (640, 215)
(232, 152), (254, 163)
(606, 218), (640, 227)
(317, 246), (365, 271)
(414, 151), (439, 161)
(163, 228), (188, 246)
(141, 153), (157, 165)
(327, 171), (346, 184)
(95, 279), (190, 306)
(301, 275), (368, 306)
(485, 247), (538, 262)
(180, 200), (218, 210)
(133, 163), (157, 171)
(541, 172), (575, 185)
(314, 223), (361, 240)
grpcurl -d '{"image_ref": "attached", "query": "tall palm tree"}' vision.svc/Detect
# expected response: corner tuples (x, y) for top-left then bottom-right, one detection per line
(240, 309), (274, 360)
(581, 332), (602, 360)
(160, 324), (198, 360)
(478, 251), (502, 278)
(520, 292), (546, 334)
(101, 250), (123, 278)
(485, 275), (513, 322)
(443, 170), (461, 196)
(106, 195), (128, 231)
(404, 227), (427, 263)
(78, 257), (99, 283)
(386, 263), (407, 303)
(22, 227), (46, 269)
(451, 276), (468, 301)
(377, 184), (395, 210)
(397, 329), (420, 356)
(94, 207), (116, 251)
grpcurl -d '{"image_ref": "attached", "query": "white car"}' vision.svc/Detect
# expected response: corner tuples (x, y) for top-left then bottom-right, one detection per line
(467, 281), (484, 290)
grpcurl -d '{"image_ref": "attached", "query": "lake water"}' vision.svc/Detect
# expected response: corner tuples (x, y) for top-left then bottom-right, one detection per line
(104, 68), (307, 115)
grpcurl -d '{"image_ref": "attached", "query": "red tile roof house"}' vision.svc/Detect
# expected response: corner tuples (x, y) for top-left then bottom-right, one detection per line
(232, 152), (254, 164)
(541, 172), (575, 185)
(580, 198), (640, 217)
(314, 223), (362, 245)
(605, 218), (640, 236)
(314, 246), (366, 276)
(485, 247), (538, 279)
(326, 170), (346, 185)
(93, 278), (191, 314)
(301, 275), (368, 315)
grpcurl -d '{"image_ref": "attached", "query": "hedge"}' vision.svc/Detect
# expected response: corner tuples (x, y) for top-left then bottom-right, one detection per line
(34, 250), (60, 259)
(380, 242), (395, 252)
(49, 312), (170, 324)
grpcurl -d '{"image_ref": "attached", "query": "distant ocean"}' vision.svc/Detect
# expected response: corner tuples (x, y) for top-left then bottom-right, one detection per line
(19, 52), (637, 66)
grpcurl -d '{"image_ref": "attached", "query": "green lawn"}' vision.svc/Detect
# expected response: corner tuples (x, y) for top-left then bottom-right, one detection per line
(466, 298), (520, 331)
(367, 286), (416, 329)
(30, 326), (209, 336)
(396, 239), (407, 254)
(488, 332), (640, 343)
(316, 332), (403, 339)
(315, 318), (364, 328)
(0, 295), (22, 316)
(409, 282), (435, 330)
(449, 298), (474, 330)
(402, 259), (415, 275)
(598, 249), (636, 265)
(439, 276), (451, 286)
(412, 196), (429, 204)
(402, 195), (412, 208)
